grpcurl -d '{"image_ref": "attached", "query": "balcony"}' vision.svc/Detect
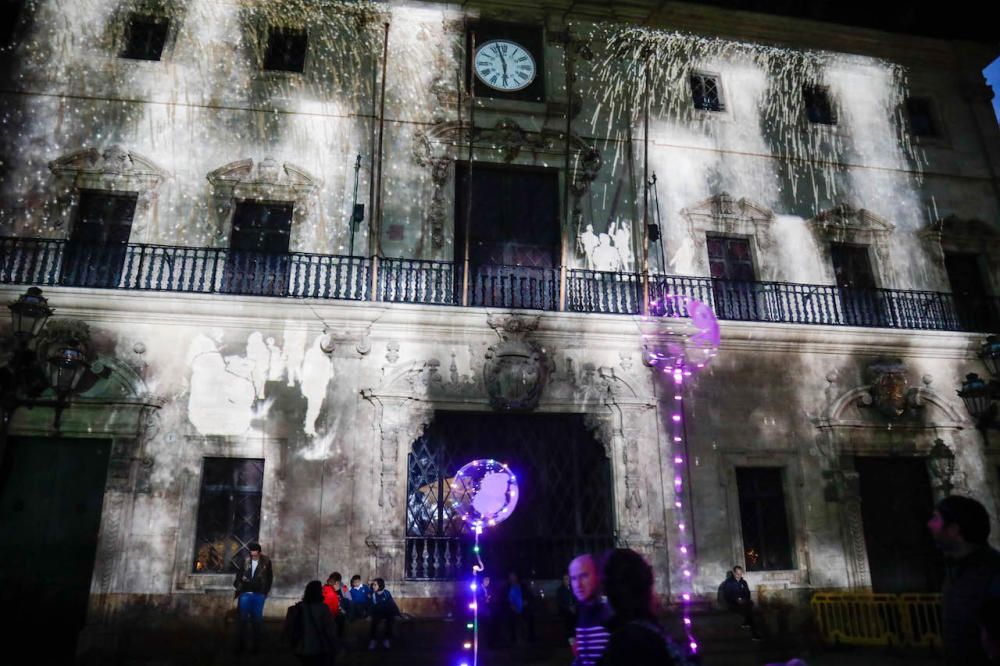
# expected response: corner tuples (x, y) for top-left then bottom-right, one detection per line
(3, 236), (998, 332)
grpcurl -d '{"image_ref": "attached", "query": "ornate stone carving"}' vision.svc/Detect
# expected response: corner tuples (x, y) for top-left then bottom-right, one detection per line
(206, 157), (322, 248)
(385, 341), (400, 364)
(483, 314), (551, 411)
(679, 192), (776, 277)
(863, 359), (910, 418)
(623, 437), (644, 526)
(483, 339), (550, 411)
(809, 203), (895, 282)
(48, 146), (167, 240)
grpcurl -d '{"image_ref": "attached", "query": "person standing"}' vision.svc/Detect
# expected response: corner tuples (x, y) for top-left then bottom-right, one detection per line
(557, 573), (577, 646)
(928, 495), (1000, 665)
(569, 554), (610, 666)
(721, 566), (762, 640)
(285, 580), (338, 666)
(233, 542), (273, 654)
(596, 548), (685, 666)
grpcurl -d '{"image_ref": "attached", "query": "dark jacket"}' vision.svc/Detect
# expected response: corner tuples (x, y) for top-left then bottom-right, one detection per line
(233, 555), (273, 597)
(942, 545), (1000, 665)
(286, 601), (338, 656)
(371, 588), (400, 618)
(596, 616), (683, 666)
(721, 577), (751, 607)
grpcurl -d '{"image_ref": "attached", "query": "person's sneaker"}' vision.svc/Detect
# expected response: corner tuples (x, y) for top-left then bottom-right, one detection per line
(382, 639), (391, 649)
(751, 635), (764, 642)
(740, 624), (751, 630)
(368, 640), (377, 650)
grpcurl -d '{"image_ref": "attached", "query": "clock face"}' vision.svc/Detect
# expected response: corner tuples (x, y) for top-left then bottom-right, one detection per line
(474, 39), (537, 92)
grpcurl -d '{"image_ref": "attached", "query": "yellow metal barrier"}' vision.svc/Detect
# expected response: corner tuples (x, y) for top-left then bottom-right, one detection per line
(810, 592), (941, 648)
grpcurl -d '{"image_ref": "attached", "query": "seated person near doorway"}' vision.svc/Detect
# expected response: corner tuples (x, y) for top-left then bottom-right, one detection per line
(348, 575), (371, 620)
(720, 566), (762, 640)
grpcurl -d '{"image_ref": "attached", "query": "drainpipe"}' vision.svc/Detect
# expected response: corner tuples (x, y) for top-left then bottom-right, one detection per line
(370, 21), (390, 301)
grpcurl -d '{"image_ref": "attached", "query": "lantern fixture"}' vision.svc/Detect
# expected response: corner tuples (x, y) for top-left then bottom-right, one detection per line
(927, 438), (956, 496)
(8, 286), (53, 340)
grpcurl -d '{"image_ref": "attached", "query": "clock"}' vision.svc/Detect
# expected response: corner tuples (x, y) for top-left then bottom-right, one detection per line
(474, 39), (537, 92)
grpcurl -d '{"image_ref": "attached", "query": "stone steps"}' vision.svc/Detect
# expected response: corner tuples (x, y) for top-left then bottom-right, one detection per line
(113, 607), (807, 666)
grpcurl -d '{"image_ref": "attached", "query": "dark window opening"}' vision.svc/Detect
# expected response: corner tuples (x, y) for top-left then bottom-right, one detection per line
(831, 242), (885, 326)
(62, 190), (137, 288)
(405, 411), (614, 580)
(263, 27), (307, 72)
(736, 467), (794, 571)
(707, 234), (758, 320)
(804, 85), (836, 125)
(119, 14), (169, 61)
(193, 458), (264, 574)
(945, 252), (997, 331)
(224, 201), (293, 296)
(0, 0), (25, 48)
(831, 243), (876, 290)
(906, 97), (937, 137)
(467, 22), (544, 102)
(690, 73), (723, 112)
(454, 163), (560, 309)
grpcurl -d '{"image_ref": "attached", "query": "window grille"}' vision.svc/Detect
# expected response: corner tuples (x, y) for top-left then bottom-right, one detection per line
(405, 412), (614, 580)
(689, 73), (723, 112)
(736, 467), (794, 571)
(192, 458), (264, 574)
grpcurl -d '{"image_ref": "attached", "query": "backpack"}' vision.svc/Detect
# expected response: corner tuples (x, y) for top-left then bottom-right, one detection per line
(284, 602), (304, 648)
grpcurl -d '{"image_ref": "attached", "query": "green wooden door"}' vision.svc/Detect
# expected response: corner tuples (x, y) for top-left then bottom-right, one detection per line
(0, 437), (111, 658)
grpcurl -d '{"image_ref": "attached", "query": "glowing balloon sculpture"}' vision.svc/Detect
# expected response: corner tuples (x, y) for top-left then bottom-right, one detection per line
(450, 459), (518, 666)
(643, 294), (719, 659)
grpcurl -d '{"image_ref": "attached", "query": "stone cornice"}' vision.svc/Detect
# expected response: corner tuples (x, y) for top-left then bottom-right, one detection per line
(420, 0), (978, 67)
(0, 285), (984, 359)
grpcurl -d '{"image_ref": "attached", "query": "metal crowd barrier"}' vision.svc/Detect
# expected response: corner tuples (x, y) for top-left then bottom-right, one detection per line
(811, 592), (942, 648)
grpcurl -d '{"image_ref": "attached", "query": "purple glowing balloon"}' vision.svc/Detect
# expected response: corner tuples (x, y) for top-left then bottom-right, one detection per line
(643, 295), (719, 374)
(450, 459), (519, 528)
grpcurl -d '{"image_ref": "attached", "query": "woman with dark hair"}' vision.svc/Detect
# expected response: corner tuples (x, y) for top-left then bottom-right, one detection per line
(285, 580), (338, 665)
(597, 548), (686, 666)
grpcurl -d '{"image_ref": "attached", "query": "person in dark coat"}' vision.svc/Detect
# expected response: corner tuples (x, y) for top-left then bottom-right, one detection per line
(596, 548), (685, 666)
(557, 573), (577, 645)
(233, 542), (274, 654)
(720, 566), (762, 640)
(928, 495), (1000, 665)
(502, 571), (537, 644)
(477, 575), (500, 648)
(368, 577), (401, 649)
(285, 580), (338, 666)
(979, 598), (1000, 662)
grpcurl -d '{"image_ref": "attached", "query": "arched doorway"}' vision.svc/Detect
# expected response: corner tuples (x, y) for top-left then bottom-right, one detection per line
(404, 411), (614, 580)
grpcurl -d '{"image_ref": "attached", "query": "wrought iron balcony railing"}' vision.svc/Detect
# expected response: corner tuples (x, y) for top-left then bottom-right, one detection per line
(3, 236), (998, 333)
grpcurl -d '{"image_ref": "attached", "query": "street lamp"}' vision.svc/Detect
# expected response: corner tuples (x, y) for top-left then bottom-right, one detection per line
(979, 335), (1000, 378)
(8, 286), (53, 339)
(1, 287), (97, 464)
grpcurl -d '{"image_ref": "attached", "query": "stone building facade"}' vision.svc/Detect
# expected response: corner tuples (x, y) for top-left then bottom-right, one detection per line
(0, 0), (998, 658)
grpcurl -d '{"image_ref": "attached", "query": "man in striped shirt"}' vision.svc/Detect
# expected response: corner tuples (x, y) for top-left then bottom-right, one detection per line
(570, 554), (611, 666)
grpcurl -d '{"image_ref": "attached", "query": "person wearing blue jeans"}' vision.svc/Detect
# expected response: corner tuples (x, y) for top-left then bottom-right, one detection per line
(233, 543), (274, 653)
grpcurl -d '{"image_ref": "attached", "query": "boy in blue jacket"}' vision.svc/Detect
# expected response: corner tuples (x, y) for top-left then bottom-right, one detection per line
(349, 574), (371, 620)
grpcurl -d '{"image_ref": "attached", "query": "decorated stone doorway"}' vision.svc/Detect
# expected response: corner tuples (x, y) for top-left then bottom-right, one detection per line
(0, 437), (111, 660)
(404, 411), (614, 581)
(855, 456), (943, 593)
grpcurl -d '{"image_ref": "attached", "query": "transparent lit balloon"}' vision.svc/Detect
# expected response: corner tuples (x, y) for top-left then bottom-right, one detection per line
(450, 459), (519, 529)
(644, 295), (720, 373)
